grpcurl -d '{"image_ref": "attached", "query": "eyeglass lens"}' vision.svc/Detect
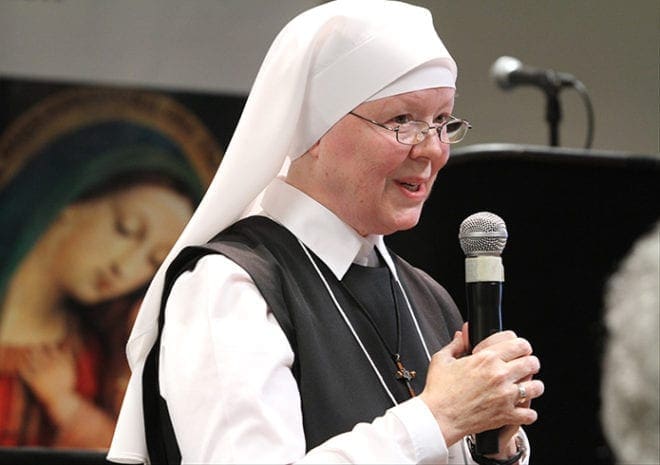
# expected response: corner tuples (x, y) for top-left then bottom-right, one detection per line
(396, 120), (468, 144)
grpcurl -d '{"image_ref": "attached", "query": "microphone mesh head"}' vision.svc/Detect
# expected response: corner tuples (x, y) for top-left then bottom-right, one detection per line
(490, 56), (522, 89)
(458, 211), (508, 257)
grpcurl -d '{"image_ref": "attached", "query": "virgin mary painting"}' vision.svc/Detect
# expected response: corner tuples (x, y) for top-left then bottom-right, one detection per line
(0, 88), (221, 448)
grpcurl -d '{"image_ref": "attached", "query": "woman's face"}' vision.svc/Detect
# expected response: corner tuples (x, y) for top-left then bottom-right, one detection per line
(302, 87), (455, 236)
(54, 183), (193, 305)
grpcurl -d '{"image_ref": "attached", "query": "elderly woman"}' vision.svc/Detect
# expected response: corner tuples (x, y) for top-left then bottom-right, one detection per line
(109, 1), (543, 464)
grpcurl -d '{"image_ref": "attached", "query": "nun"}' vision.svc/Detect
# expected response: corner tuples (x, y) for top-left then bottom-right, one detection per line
(109, 1), (543, 463)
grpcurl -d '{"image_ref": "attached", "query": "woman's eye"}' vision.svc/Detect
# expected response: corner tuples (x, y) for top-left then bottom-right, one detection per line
(434, 114), (451, 125)
(115, 213), (145, 239)
(389, 114), (413, 125)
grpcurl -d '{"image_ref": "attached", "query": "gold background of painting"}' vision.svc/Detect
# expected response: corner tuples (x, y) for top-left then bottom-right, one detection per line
(0, 88), (222, 188)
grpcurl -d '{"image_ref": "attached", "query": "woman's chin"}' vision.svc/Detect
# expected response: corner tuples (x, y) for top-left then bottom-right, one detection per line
(378, 214), (422, 236)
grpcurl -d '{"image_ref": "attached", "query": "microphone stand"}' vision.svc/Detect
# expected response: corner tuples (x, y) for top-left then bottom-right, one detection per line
(542, 70), (565, 147)
(545, 88), (561, 147)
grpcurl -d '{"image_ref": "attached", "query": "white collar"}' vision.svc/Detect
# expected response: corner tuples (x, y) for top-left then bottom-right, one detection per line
(260, 178), (397, 280)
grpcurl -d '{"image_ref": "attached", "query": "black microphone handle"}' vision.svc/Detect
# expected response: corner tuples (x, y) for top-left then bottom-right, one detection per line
(466, 281), (503, 455)
(467, 281), (503, 348)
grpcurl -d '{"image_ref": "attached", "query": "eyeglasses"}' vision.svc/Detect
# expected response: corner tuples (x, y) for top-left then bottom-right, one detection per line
(349, 112), (472, 145)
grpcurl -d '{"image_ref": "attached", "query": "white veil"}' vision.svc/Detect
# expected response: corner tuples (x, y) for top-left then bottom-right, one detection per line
(108, 1), (456, 462)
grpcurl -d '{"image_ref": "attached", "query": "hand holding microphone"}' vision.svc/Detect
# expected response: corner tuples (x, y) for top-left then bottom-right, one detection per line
(419, 212), (544, 462)
(459, 212), (543, 458)
(459, 212), (509, 455)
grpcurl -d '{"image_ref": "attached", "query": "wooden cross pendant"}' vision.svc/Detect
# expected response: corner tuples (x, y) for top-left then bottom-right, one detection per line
(394, 354), (417, 397)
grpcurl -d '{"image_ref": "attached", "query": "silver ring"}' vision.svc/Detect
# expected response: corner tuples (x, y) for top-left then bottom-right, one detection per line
(517, 383), (527, 404)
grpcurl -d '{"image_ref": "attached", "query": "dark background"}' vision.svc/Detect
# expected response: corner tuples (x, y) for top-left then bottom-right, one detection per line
(388, 144), (660, 465)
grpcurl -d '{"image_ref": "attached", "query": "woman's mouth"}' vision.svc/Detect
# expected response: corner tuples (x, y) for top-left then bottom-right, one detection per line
(398, 181), (420, 192)
(96, 271), (116, 294)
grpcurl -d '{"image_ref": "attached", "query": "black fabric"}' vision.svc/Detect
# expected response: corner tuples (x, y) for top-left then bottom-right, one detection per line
(143, 215), (462, 458)
(201, 216), (462, 449)
(342, 264), (399, 353)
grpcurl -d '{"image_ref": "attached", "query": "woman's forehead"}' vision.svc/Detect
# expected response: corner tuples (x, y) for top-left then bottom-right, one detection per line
(355, 87), (456, 113)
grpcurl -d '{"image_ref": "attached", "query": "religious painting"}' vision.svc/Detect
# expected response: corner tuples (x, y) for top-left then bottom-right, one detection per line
(0, 80), (243, 450)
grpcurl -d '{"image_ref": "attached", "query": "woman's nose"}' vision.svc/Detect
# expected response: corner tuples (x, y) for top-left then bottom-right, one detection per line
(409, 132), (450, 166)
(110, 245), (153, 289)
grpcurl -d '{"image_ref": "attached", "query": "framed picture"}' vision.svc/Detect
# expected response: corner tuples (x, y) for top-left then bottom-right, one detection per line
(0, 78), (244, 456)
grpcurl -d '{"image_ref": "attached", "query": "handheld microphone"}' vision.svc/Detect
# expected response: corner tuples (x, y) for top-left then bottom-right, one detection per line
(490, 55), (576, 92)
(458, 212), (508, 455)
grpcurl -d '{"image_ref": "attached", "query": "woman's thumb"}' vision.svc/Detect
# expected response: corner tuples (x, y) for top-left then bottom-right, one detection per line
(443, 330), (468, 358)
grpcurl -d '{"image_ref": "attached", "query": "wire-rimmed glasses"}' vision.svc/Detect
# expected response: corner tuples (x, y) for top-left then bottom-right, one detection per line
(349, 112), (472, 145)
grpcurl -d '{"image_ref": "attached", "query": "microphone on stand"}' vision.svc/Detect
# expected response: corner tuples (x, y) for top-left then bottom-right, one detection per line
(458, 211), (508, 455)
(490, 55), (576, 92)
(489, 55), (594, 149)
